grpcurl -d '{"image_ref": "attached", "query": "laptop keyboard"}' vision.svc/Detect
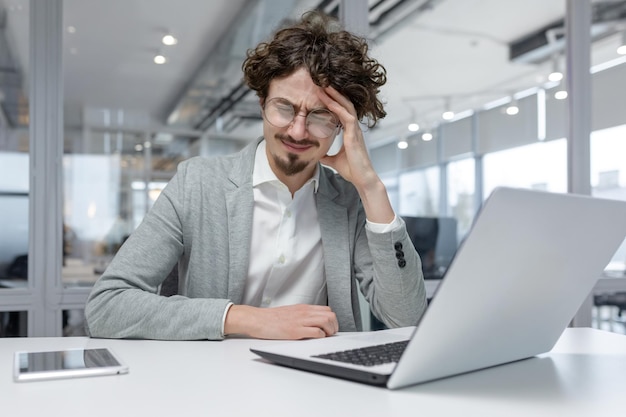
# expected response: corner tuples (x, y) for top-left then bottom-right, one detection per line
(312, 340), (409, 367)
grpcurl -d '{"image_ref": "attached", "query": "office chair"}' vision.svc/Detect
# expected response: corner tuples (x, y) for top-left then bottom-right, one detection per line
(594, 292), (626, 318)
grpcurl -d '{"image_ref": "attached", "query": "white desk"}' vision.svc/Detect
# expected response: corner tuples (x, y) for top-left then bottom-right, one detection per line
(2, 328), (626, 417)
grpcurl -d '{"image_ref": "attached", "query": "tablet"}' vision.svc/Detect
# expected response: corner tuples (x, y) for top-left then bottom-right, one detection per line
(13, 347), (129, 382)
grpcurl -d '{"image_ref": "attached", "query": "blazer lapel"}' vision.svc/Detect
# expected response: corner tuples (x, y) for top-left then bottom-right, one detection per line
(317, 172), (357, 330)
(224, 140), (259, 303)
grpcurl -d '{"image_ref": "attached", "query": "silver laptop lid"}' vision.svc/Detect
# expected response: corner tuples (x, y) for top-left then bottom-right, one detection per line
(389, 187), (626, 388)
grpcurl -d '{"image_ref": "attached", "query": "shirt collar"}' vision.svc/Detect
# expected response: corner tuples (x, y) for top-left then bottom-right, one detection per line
(252, 140), (320, 193)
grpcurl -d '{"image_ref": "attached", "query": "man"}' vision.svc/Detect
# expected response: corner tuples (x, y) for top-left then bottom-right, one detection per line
(85, 11), (427, 341)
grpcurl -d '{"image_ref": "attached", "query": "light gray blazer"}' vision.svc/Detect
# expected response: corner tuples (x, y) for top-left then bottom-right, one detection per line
(85, 139), (427, 340)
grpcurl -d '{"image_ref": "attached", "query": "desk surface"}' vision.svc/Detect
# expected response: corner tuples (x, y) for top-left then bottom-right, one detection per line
(2, 328), (626, 417)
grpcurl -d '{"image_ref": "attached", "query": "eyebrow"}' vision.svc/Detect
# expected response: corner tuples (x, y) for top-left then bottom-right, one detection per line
(270, 96), (327, 109)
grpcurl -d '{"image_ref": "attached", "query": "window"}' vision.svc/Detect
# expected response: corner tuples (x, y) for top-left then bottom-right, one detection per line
(591, 125), (626, 271)
(398, 167), (440, 217)
(483, 139), (567, 198)
(447, 158), (476, 241)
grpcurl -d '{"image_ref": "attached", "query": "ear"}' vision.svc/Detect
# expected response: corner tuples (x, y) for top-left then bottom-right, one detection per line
(259, 97), (265, 108)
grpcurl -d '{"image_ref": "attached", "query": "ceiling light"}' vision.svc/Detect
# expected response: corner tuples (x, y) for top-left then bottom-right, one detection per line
(548, 55), (563, 82)
(153, 54), (167, 64)
(67, 26), (76, 34)
(397, 140), (408, 150)
(617, 32), (626, 55)
(505, 104), (519, 115)
(548, 70), (563, 82)
(505, 97), (519, 115)
(422, 132), (433, 141)
(442, 110), (454, 120)
(162, 34), (178, 46)
(407, 122), (419, 132)
(442, 97), (454, 120)
(134, 144), (144, 152)
(554, 90), (568, 100)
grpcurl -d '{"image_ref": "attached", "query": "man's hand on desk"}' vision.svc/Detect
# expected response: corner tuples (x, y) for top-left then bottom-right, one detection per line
(224, 304), (338, 340)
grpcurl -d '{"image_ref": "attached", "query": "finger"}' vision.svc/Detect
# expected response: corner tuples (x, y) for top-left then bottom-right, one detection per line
(303, 312), (338, 337)
(317, 88), (356, 123)
(323, 86), (354, 111)
(297, 327), (327, 340)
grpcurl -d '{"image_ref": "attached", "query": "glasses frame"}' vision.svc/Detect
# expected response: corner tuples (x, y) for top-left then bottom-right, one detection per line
(262, 97), (342, 139)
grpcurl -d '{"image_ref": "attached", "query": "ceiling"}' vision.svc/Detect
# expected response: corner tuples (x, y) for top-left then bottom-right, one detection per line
(1, 0), (625, 151)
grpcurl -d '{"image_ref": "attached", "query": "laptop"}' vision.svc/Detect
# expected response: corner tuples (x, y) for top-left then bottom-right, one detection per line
(250, 187), (626, 389)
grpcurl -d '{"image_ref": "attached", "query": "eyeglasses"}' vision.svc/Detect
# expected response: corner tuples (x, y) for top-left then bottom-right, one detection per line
(262, 97), (341, 138)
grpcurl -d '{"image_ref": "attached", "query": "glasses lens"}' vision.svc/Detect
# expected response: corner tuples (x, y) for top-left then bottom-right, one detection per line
(307, 109), (339, 138)
(264, 98), (295, 128)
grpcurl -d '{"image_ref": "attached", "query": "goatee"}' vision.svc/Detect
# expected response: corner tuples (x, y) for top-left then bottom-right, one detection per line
(272, 152), (309, 176)
(272, 134), (319, 176)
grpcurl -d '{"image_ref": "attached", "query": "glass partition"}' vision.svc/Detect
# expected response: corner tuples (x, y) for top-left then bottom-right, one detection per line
(0, 0), (30, 335)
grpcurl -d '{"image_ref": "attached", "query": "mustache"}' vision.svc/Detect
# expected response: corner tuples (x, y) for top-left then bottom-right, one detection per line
(275, 133), (320, 148)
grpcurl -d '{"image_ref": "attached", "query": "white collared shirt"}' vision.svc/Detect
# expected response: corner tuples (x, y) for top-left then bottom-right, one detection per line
(221, 140), (401, 336)
(242, 141), (328, 307)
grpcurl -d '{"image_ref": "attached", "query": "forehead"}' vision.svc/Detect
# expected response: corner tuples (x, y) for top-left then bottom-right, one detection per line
(267, 68), (325, 108)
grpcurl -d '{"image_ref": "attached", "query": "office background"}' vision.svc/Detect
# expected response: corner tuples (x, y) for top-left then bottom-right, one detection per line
(0, 0), (625, 338)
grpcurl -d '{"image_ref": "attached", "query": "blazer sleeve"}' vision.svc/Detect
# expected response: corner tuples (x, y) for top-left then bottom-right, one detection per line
(84, 161), (232, 341)
(354, 212), (428, 328)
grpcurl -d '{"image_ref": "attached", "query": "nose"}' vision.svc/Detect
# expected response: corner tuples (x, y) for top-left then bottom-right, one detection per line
(287, 112), (309, 140)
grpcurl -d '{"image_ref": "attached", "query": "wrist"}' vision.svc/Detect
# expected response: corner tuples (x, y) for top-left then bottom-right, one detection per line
(352, 170), (382, 195)
(224, 304), (257, 337)
(357, 179), (395, 224)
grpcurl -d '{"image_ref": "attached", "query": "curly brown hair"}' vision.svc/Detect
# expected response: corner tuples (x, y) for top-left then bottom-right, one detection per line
(242, 10), (387, 128)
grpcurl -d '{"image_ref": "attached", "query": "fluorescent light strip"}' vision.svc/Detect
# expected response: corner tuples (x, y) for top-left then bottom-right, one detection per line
(537, 89), (546, 141)
(590, 56), (626, 74)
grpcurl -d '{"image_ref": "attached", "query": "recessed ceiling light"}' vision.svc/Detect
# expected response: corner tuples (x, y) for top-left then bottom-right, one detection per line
(154, 54), (167, 64)
(505, 105), (519, 115)
(548, 71), (563, 82)
(162, 34), (178, 46)
(442, 110), (454, 120)
(407, 122), (419, 132)
(397, 140), (408, 149)
(422, 132), (433, 141)
(617, 32), (626, 55)
(67, 26), (76, 34)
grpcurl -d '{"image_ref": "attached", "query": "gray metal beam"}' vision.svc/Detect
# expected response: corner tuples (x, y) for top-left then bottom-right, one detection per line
(566, 0), (593, 328)
(339, 0), (369, 38)
(28, 0), (64, 337)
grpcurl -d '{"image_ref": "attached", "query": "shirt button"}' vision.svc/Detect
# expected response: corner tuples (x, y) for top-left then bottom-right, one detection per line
(285, 209), (292, 218)
(278, 254), (286, 264)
